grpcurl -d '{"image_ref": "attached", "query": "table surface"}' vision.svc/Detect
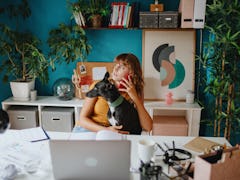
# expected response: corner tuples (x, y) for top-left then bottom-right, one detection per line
(0, 130), (231, 180)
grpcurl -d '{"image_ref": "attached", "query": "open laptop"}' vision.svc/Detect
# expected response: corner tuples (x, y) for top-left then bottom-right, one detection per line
(49, 140), (131, 180)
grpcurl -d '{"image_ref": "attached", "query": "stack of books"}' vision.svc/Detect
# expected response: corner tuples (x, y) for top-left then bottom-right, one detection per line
(73, 11), (86, 27)
(109, 2), (135, 28)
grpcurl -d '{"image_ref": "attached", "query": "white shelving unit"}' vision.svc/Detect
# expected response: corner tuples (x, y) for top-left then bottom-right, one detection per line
(2, 96), (84, 126)
(2, 96), (202, 136)
(144, 101), (202, 136)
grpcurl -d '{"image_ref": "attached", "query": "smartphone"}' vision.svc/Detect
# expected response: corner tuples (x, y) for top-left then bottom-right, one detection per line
(118, 74), (130, 89)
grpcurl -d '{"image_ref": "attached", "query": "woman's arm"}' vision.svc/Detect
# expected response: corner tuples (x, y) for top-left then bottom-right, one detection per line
(119, 80), (153, 132)
(132, 95), (153, 132)
(77, 97), (123, 133)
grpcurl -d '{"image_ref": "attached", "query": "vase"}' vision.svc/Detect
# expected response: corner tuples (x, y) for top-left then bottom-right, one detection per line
(91, 14), (102, 28)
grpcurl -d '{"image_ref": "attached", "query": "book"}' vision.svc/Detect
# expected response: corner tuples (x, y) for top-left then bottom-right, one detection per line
(109, 2), (131, 29)
(109, 2), (119, 26)
(69, 130), (126, 140)
(183, 137), (221, 153)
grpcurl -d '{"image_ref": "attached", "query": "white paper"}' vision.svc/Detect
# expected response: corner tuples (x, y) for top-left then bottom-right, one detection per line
(92, 67), (107, 80)
(17, 127), (49, 142)
(69, 130), (124, 140)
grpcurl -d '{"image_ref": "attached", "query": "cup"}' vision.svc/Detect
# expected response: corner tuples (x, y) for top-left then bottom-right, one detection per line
(138, 139), (157, 164)
(30, 90), (37, 101)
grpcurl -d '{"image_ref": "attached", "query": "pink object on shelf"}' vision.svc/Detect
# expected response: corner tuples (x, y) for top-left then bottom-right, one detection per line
(165, 92), (173, 105)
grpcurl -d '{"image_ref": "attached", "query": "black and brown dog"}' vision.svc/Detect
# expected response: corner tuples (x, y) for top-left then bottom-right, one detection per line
(86, 72), (142, 134)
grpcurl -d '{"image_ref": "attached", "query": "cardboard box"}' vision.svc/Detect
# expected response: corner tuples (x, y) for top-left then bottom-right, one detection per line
(139, 12), (159, 28)
(152, 115), (188, 136)
(158, 11), (179, 28)
(7, 106), (38, 129)
(41, 107), (74, 132)
(194, 146), (240, 180)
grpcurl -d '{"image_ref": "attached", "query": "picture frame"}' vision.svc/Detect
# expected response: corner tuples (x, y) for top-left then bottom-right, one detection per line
(142, 29), (196, 100)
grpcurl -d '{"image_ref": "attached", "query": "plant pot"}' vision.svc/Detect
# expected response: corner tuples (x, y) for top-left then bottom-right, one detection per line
(10, 80), (35, 101)
(91, 14), (102, 28)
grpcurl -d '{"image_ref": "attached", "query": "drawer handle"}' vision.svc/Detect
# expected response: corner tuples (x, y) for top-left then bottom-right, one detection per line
(165, 18), (172, 21)
(52, 118), (60, 121)
(17, 116), (26, 121)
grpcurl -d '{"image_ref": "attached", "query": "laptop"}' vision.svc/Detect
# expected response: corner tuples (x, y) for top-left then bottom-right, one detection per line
(49, 140), (131, 180)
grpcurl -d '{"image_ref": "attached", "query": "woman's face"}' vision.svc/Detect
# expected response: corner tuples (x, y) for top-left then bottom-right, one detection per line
(112, 61), (130, 81)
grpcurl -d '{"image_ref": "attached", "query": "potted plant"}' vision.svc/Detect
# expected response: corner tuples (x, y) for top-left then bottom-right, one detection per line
(69, 0), (110, 28)
(197, 0), (240, 143)
(47, 23), (91, 67)
(0, 0), (52, 101)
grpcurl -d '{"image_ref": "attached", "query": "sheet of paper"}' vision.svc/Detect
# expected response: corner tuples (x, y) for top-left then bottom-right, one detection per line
(69, 132), (97, 140)
(69, 130), (125, 140)
(18, 127), (49, 142)
(92, 67), (107, 80)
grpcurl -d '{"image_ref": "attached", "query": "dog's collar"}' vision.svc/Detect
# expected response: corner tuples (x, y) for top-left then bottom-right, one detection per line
(110, 96), (124, 108)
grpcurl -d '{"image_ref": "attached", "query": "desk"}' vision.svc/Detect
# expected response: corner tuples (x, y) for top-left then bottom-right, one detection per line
(0, 131), (231, 180)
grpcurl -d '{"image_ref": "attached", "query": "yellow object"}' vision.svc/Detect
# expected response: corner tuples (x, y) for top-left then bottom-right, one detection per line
(150, 4), (164, 12)
(76, 81), (132, 127)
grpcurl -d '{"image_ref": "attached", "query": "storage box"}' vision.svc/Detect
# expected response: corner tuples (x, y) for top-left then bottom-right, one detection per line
(152, 116), (188, 136)
(7, 106), (38, 129)
(158, 11), (179, 28)
(139, 12), (159, 28)
(194, 146), (240, 180)
(41, 107), (74, 132)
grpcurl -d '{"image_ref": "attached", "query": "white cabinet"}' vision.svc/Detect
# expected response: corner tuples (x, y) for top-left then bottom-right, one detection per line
(2, 96), (84, 127)
(2, 97), (202, 135)
(144, 101), (202, 136)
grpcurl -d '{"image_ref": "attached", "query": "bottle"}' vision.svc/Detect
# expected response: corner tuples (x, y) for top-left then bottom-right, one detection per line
(165, 92), (173, 105)
(186, 90), (194, 104)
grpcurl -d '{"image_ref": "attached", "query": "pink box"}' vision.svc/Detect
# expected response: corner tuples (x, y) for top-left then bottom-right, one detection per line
(152, 116), (188, 136)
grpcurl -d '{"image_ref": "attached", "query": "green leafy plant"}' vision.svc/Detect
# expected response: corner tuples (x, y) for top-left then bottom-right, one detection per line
(86, 0), (110, 20)
(47, 23), (91, 68)
(0, 0), (51, 84)
(198, 0), (240, 142)
(68, 0), (110, 27)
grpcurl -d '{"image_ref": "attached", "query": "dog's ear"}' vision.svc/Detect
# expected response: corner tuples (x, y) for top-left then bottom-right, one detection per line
(104, 72), (110, 80)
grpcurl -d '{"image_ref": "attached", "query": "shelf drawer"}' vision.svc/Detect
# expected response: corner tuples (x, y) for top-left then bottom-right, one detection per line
(41, 107), (74, 132)
(152, 115), (188, 136)
(7, 106), (38, 129)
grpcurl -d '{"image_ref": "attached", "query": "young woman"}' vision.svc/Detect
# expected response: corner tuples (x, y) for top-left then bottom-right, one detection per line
(73, 53), (153, 133)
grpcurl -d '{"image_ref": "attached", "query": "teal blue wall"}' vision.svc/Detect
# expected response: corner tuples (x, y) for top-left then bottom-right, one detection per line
(0, 0), (183, 105)
(1, 1), (238, 145)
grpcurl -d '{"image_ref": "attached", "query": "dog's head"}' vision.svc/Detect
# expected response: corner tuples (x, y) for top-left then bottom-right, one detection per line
(86, 72), (119, 101)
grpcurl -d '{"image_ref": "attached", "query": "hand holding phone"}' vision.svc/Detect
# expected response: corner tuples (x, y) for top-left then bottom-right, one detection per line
(118, 74), (130, 89)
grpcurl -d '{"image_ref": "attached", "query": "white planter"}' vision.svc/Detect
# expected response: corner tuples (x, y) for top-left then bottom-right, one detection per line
(10, 80), (35, 101)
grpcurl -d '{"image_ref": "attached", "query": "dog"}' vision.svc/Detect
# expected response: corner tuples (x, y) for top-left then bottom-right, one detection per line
(86, 72), (142, 134)
(0, 109), (9, 133)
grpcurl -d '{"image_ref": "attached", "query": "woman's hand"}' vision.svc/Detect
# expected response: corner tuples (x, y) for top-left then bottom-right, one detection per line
(107, 125), (129, 134)
(118, 75), (139, 103)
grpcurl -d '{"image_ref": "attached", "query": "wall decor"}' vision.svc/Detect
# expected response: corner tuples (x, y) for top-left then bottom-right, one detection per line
(143, 30), (195, 100)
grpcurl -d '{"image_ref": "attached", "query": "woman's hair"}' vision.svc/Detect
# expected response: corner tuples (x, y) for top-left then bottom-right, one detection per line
(114, 53), (144, 97)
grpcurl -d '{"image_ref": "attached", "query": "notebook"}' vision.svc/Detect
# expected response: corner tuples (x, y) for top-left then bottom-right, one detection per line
(49, 140), (131, 180)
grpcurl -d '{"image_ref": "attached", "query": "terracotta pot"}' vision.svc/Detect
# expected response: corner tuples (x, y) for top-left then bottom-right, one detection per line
(91, 14), (102, 28)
